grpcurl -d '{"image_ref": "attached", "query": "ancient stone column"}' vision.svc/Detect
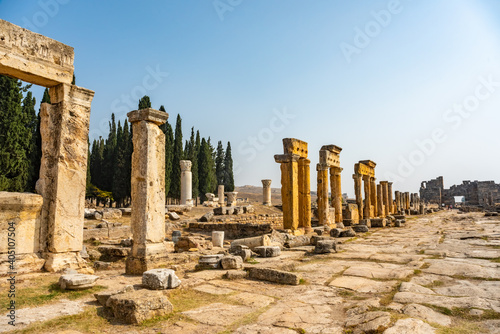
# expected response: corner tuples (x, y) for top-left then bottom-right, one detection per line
(317, 164), (330, 226)
(388, 182), (394, 214)
(363, 175), (371, 219)
(298, 158), (312, 231)
(218, 185), (225, 206)
(330, 167), (343, 223)
(353, 174), (363, 219)
(395, 191), (401, 213)
(38, 84), (94, 271)
(405, 192), (411, 211)
(275, 154), (300, 230)
(377, 184), (385, 218)
(126, 108), (169, 274)
(226, 192), (238, 206)
(381, 181), (389, 217)
(180, 160), (193, 206)
(370, 177), (378, 217)
(262, 179), (272, 206)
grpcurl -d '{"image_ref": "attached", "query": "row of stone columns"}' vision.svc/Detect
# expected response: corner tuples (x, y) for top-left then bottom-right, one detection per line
(353, 161), (376, 221)
(316, 145), (343, 227)
(274, 138), (311, 233)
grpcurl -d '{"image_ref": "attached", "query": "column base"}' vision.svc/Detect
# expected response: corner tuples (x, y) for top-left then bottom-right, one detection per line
(126, 243), (169, 275)
(359, 219), (371, 228)
(44, 251), (92, 273)
(263, 202), (272, 206)
(0, 253), (45, 275)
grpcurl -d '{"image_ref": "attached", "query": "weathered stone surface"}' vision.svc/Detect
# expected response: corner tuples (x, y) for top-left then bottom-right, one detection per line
(243, 205), (255, 214)
(345, 311), (391, 332)
(166, 205), (192, 214)
(285, 235), (311, 248)
(98, 245), (129, 258)
(119, 208), (132, 216)
(231, 235), (271, 251)
(0, 192), (43, 255)
(221, 255), (243, 269)
(383, 318), (436, 334)
(224, 270), (249, 280)
(330, 228), (343, 237)
(197, 254), (224, 270)
(142, 269), (181, 290)
(248, 268), (301, 285)
(182, 303), (253, 326)
(344, 263), (414, 280)
(339, 228), (356, 238)
(94, 285), (134, 306)
(393, 291), (500, 312)
(329, 276), (398, 293)
(254, 246), (281, 258)
(59, 274), (99, 290)
(402, 304), (451, 326)
(107, 289), (173, 324)
(314, 240), (337, 254)
(352, 224), (369, 233)
(200, 211), (214, 222)
(211, 231), (224, 247)
(0, 19), (74, 86)
(100, 208), (122, 219)
(175, 236), (213, 252)
(169, 212), (180, 221)
(93, 261), (111, 270)
(44, 252), (89, 272)
(0, 253), (45, 274)
(370, 218), (386, 227)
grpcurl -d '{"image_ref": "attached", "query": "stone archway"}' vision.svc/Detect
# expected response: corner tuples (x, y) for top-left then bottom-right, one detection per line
(0, 19), (94, 272)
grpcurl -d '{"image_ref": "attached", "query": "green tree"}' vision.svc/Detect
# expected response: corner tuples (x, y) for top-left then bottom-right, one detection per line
(138, 95), (151, 109)
(215, 140), (225, 186)
(159, 107), (174, 202)
(112, 121), (129, 207)
(170, 114), (183, 200)
(0, 75), (31, 191)
(22, 91), (38, 191)
(102, 114), (117, 193)
(223, 141), (234, 191)
(184, 127), (199, 204)
(197, 138), (216, 202)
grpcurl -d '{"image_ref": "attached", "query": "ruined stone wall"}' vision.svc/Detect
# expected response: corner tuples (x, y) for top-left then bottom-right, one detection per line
(420, 176), (444, 204)
(188, 218), (281, 239)
(421, 177), (500, 206)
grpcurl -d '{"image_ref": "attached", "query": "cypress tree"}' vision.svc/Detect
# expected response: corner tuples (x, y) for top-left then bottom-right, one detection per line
(138, 95), (151, 109)
(170, 114), (183, 200)
(198, 138), (215, 202)
(161, 117), (174, 202)
(22, 91), (38, 191)
(215, 140), (225, 186)
(0, 75), (30, 191)
(207, 138), (217, 193)
(113, 121), (128, 207)
(125, 120), (133, 205)
(102, 114), (117, 192)
(32, 88), (50, 189)
(223, 141), (235, 191)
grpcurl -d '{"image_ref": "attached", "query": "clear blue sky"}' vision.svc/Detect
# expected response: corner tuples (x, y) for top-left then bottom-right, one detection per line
(2, 0), (500, 197)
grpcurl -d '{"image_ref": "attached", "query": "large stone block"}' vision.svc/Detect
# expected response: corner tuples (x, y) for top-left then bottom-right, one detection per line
(142, 269), (181, 290)
(248, 268), (301, 285)
(107, 289), (173, 324)
(370, 219), (387, 228)
(221, 255), (243, 270)
(0, 19), (74, 86)
(314, 240), (337, 254)
(231, 235), (271, 251)
(59, 274), (99, 290)
(0, 192), (43, 255)
(254, 246), (281, 258)
(196, 254), (224, 270)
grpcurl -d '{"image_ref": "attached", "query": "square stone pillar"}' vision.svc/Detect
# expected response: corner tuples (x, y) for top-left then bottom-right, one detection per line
(388, 182), (394, 214)
(377, 184), (385, 218)
(37, 83), (94, 271)
(353, 174), (363, 220)
(298, 158), (312, 231)
(370, 177), (377, 218)
(275, 154), (299, 230)
(381, 181), (390, 217)
(126, 108), (169, 275)
(363, 175), (371, 219)
(330, 167), (343, 223)
(317, 164), (330, 227)
(180, 160), (193, 206)
(262, 179), (272, 206)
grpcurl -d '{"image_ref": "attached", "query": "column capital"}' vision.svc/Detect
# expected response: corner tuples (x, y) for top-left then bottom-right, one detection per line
(180, 160), (192, 171)
(261, 179), (272, 187)
(127, 108), (169, 125)
(274, 154), (300, 163)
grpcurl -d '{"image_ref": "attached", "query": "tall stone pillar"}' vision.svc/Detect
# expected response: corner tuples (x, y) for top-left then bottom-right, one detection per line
(38, 83), (95, 271)
(395, 191), (401, 213)
(381, 181), (389, 217)
(388, 182), (394, 214)
(377, 184), (385, 218)
(353, 174), (363, 219)
(363, 175), (371, 219)
(262, 179), (272, 206)
(317, 164), (330, 226)
(275, 154), (299, 230)
(126, 108), (169, 274)
(298, 158), (312, 231)
(405, 192), (411, 211)
(180, 160), (193, 206)
(218, 185), (225, 206)
(370, 177), (377, 217)
(330, 167), (343, 223)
